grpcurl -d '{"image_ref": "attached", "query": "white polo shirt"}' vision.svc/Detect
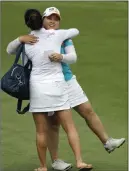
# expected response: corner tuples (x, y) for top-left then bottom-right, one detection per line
(25, 28), (79, 82)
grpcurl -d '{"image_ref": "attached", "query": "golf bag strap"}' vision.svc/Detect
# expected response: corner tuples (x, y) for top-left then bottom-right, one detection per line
(16, 99), (30, 114)
(14, 43), (24, 64)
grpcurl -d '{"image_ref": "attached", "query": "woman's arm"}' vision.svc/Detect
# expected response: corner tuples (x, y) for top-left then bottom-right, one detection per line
(49, 39), (77, 64)
(62, 40), (77, 64)
(6, 37), (21, 54)
(57, 28), (79, 42)
(6, 35), (39, 54)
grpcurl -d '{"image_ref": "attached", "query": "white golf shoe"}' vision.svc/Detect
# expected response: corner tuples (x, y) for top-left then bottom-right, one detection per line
(52, 159), (72, 171)
(104, 137), (125, 153)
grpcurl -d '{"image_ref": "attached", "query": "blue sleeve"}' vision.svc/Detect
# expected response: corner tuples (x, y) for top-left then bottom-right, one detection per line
(63, 39), (73, 47)
(61, 39), (73, 81)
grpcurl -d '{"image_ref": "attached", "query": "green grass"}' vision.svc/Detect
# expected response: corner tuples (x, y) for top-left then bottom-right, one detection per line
(1, 1), (128, 171)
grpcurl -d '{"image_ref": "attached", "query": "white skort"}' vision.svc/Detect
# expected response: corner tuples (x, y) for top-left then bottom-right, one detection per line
(67, 75), (88, 108)
(29, 80), (70, 113)
(48, 75), (88, 116)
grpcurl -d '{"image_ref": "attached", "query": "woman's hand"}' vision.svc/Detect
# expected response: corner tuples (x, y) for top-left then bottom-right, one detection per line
(19, 35), (39, 44)
(49, 53), (63, 62)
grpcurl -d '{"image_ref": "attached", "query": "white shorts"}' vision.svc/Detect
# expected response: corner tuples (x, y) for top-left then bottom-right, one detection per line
(48, 75), (88, 116)
(29, 80), (70, 113)
(67, 75), (88, 108)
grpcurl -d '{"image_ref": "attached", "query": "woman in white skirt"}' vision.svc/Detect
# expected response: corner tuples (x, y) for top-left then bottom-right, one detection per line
(7, 9), (93, 171)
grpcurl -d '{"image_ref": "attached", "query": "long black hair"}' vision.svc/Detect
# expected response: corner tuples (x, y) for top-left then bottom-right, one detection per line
(24, 9), (43, 30)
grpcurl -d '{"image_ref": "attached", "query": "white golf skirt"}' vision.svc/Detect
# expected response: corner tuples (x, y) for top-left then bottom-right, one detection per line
(67, 75), (88, 108)
(48, 75), (89, 116)
(29, 80), (70, 113)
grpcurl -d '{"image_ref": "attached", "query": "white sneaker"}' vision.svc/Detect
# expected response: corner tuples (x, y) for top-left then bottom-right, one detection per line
(52, 159), (72, 171)
(104, 137), (125, 153)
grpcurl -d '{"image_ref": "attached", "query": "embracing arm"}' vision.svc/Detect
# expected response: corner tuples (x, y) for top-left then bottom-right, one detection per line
(6, 38), (21, 54)
(62, 42), (77, 64)
(63, 28), (79, 39)
(58, 28), (79, 42)
(49, 39), (77, 64)
(6, 35), (39, 54)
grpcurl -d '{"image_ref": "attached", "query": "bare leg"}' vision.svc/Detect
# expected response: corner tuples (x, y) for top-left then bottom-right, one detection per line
(74, 102), (109, 144)
(46, 114), (60, 162)
(56, 109), (92, 169)
(33, 113), (49, 171)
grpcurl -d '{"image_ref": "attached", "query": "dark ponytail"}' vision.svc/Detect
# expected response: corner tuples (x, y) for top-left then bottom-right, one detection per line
(24, 9), (43, 30)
